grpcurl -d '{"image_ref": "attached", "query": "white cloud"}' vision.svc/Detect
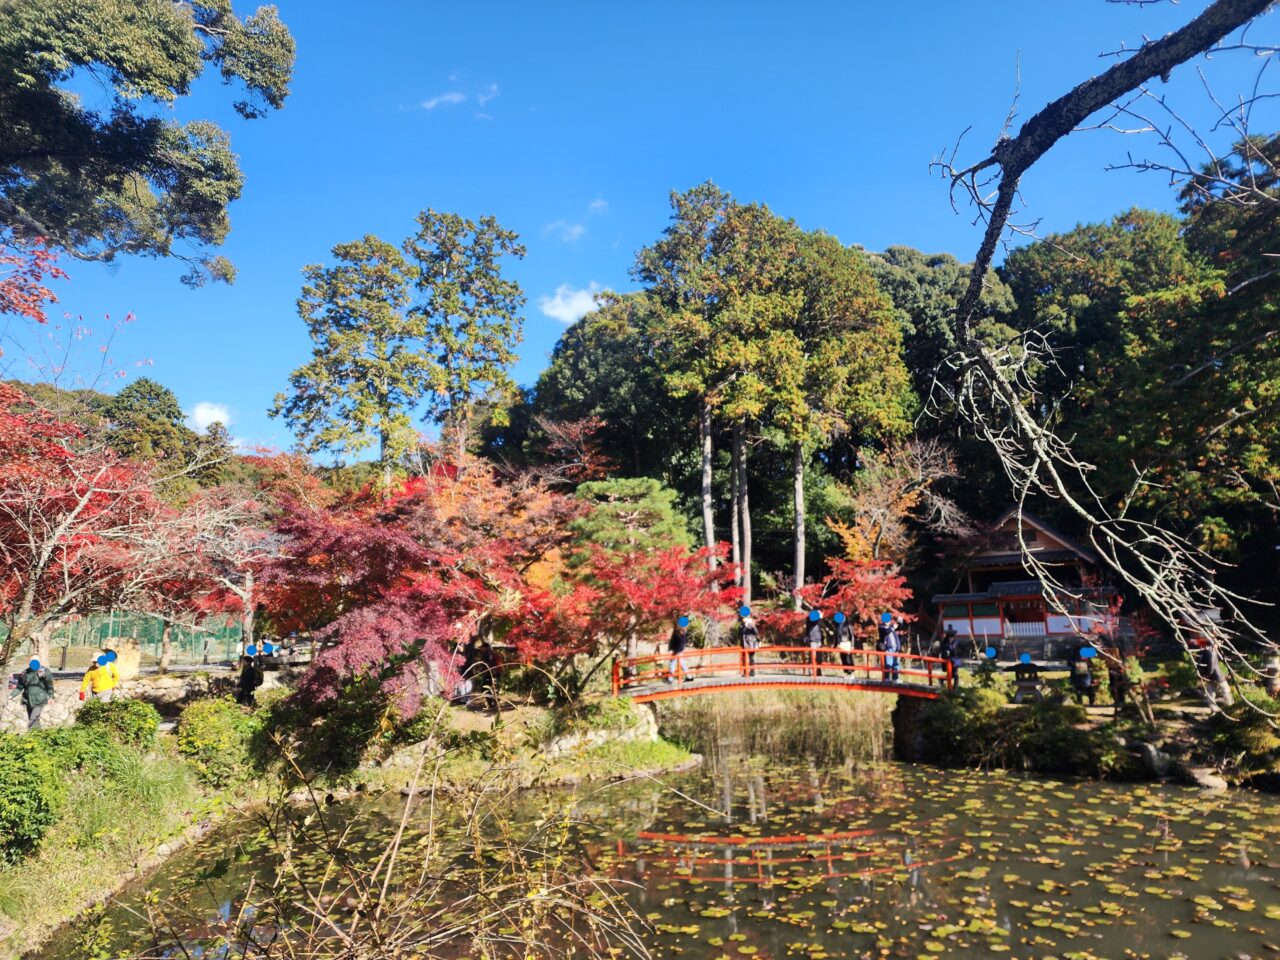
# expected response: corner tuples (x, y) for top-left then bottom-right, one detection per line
(477, 82), (499, 106)
(543, 219), (585, 242)
(539, 282), (601, 324)
(588, 198), (609, 214)
(186, 401), (232, 434)
(422, 91), (466, 110)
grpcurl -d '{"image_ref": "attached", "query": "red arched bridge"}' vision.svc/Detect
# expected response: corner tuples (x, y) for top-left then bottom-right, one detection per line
(611, 646), (953, 703)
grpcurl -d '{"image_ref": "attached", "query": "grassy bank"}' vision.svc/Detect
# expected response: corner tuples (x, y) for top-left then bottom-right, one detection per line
(654, 688), (892, 762)
(0, 730), (214, 959)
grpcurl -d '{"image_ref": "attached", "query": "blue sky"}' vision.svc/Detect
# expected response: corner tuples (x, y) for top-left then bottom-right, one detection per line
(8, 1), (1276, 453)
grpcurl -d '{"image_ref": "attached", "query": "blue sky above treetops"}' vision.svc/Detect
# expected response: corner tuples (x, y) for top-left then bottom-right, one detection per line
(7, 1), (1276, 455)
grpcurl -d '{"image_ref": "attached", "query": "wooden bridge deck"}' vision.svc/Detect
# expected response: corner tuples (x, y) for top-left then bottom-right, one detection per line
(613, 645), (952, 703)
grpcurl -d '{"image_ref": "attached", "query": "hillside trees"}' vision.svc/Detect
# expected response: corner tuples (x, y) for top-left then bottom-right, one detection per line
(0, 0), (295, 285)
(531, 292), (692, 480)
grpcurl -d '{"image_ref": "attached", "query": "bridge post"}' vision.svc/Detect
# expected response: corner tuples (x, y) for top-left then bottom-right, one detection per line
(611, 658), (620, 697)
(809, 647), (817, 678)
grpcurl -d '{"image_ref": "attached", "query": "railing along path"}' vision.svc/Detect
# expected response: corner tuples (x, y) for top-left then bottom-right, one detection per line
(611, 645), (952, 703)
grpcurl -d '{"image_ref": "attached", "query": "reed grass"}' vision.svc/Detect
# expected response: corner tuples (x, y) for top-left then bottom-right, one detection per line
(654, 688), (892, 763)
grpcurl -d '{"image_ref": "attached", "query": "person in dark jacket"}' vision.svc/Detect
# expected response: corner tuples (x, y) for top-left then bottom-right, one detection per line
(1067, 639), (1096, 705)
(667, 620), (689, 683)
(235, 655), (264, 707)
(804, 612), (825, 676)
(834, 613), (855, 672)
(881, 619), (901, 682)
(17, 659), (55, 730)
(1106, 639), (1131, 716)
(738, 608), (760, 677)
(939, 625), (961, 689)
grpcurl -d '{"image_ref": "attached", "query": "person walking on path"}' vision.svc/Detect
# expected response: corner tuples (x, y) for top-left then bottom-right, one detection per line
(882, 617), (902, 683)
(940, 625), (961, 690)
(667, 619), (689, 683)
(738, 608), (760, 677)
(834, 613), (854, 673)
(1067, 639), (1097, 706)
(17, 658), (55, 730)
(804, 611), (825, 677)
(235, 654), (264, 707)
(80, 651), (120, 702)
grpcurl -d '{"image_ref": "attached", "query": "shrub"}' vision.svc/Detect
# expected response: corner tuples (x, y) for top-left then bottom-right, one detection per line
(0, 734), (63, 862)
(1210, 686), (1280, 775)
(551, 695), (642, 738)
(31, 725), (127, 778)
(916, 689), (1131, 778)
(177, 697), (260, 786)
(77, 697), (161, 747)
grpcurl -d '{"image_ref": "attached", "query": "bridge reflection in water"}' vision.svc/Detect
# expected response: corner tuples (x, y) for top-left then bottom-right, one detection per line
(612, 645), (953, 703)
(602, 762), (970, 933)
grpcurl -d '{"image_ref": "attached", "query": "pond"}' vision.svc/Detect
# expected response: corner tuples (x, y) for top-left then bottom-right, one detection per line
(40, 759), (1280, 959)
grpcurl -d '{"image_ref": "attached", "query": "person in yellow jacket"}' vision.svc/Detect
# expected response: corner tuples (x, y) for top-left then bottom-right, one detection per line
(80, 650), (120, 702)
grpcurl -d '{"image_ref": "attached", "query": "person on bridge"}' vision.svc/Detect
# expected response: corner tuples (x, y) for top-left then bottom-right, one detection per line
(834, 613), (854, 672)
(667, 619), (689, 683)
(805, 611), (825, 677)
(940, 625), (961, 689)
(882, 618), (901, 682)
(738, 608), (759, 677)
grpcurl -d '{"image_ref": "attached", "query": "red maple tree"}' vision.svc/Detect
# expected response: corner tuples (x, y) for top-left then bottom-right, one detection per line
(0, 240), (66, 331)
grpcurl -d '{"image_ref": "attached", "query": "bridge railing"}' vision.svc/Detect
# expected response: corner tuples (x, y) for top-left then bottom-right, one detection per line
(611, 645), (953, 696)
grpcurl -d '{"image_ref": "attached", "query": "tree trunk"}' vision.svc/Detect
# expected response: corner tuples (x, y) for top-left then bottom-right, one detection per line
(699, 399), (716, 569)
(793, 443), (805, 610)
(380, 426), (392, 496)
(730, 428), (741, 583)
(159, 621), (173, 675)
(734, 423), (752, 604)
(240, 571), (255, 649)
(1, 619), (33, 667)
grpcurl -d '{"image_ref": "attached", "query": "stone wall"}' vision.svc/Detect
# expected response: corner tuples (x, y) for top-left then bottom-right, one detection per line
(0, 667), (264, 732)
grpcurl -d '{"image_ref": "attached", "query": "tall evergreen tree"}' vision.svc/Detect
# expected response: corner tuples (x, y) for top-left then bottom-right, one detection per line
(777, 232), (914, 603)
(634, 182), (734, 568)
(403, 210), (526, 463)
(271, 235), (418, 491)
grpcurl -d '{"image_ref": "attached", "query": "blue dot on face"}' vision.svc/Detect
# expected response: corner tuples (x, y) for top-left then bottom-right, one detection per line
(29, 659), (40, 671)
(263, 643), (274, 654)
(834, 612), (846, 624)
(881, 613), (892, 624)
(985, 646), (997, 659)
(96, 655), (108, 666)
(105, 650), (117, 662)
(809, 610), (821, 621)
(1081, 645), (1097, 659)
(677, 617), (689, 628)
(1019, 652), (1032, 664)
(739, 606), (751, 618)
(246, 645), (258, 656)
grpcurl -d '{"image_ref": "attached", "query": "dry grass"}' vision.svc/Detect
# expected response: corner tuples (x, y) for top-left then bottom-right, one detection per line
(654, 688), (892, 763)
